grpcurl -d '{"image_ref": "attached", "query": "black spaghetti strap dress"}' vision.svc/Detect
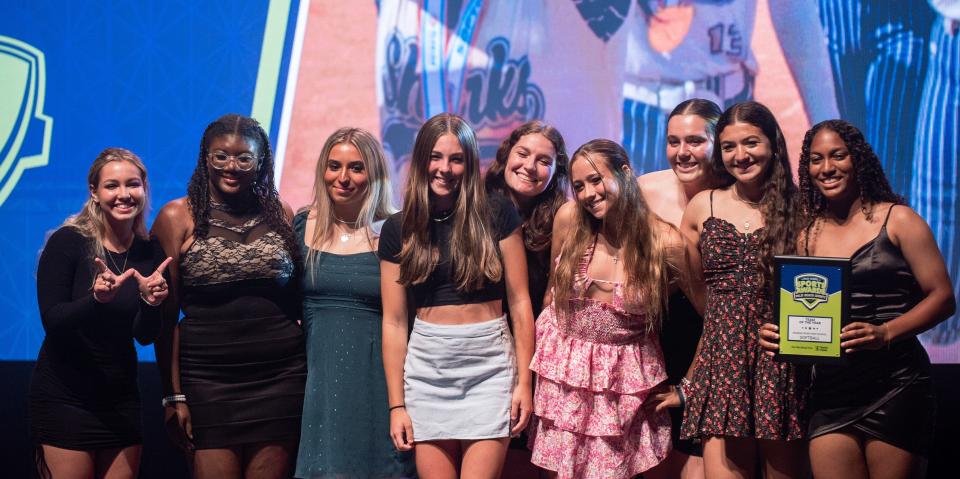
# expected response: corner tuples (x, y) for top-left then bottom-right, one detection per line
(807, 205), (936, 456)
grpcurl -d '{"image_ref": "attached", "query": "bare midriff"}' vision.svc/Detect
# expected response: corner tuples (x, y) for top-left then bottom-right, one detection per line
(416, 299), (504, 325)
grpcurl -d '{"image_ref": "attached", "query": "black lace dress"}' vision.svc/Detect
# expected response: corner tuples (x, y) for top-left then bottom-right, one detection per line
(177, 202), (306, 448)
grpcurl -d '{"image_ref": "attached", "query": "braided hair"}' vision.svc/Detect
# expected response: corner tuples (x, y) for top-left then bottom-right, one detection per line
(185, 114), (300, 263)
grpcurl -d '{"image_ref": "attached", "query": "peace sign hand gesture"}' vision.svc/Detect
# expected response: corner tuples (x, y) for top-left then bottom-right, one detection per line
(134, 257), (173, 306)
(92, 258), (136, 304)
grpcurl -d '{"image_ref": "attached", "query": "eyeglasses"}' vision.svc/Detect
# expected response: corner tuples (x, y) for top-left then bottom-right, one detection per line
(207, 151), (259, 171)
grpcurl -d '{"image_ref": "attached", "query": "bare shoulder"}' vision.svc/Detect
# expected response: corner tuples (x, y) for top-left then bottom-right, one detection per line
(554, 200), (578, 229)
(638, 169), (675, 188)
(152, 197), (192, 235)
(156, 197), (190, 223)
(281, 200), (295, 223)
(884, 203), (930, 242)
(683, 189), (713, 222)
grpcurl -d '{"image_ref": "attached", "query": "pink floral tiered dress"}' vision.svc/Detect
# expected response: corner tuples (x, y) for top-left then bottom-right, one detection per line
(529, 241), (671, 478)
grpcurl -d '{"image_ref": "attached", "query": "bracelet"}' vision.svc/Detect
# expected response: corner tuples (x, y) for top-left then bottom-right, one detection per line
(389, 404), (405, 411)
(162, 394), (187, 407)
(676, 384), (687, 411)
(140, 293), (161, 307)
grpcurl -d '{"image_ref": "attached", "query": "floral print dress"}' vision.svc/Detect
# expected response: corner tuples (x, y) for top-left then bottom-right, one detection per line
(680, 193), (806, 441)
(529, 240), (671, 478)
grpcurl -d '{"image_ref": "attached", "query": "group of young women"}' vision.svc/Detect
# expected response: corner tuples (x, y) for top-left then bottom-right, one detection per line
(30, 99), (954, 479)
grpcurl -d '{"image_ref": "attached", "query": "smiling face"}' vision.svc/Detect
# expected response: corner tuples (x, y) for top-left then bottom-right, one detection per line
(428, 133), (466, 202)
(571, 154), (622, 220)
(718, 121), (773, 185)
(206, 133), (261, 199)
(666, 114), (714, 185)
(91, 160), (145, 226)
(504, 133), (558, 200)
(323, 142), (369, 208)
(808, 128), (858, 203)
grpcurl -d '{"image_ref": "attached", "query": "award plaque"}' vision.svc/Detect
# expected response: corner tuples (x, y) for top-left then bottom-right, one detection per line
(773, 255), (851, 365)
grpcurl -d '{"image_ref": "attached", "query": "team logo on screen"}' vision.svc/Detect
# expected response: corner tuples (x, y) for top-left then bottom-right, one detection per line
(0, 36), (52, 208)
(793, 273), (829, 310)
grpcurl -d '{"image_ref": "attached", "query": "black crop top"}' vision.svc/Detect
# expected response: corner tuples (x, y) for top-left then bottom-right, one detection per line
(378, 193), (521, 308)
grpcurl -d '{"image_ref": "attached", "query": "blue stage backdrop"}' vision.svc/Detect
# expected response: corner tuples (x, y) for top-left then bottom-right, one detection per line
(1, 0), (959, 363)
(0, 0), (302, 361)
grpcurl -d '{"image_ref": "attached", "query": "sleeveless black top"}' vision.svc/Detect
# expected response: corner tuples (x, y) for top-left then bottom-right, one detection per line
(807, 205), (935, 454)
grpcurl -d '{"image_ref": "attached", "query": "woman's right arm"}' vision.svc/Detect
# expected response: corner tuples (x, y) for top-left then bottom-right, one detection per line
(380, 260), (413, 451)
(37, 228), (100, 335)
(150, 199), (193, 449)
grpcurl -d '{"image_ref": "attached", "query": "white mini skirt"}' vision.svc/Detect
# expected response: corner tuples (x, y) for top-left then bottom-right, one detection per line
(404, 316), (517, 441)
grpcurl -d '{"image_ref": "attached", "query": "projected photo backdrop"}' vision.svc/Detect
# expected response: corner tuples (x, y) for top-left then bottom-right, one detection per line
(1, 0), (958, 362)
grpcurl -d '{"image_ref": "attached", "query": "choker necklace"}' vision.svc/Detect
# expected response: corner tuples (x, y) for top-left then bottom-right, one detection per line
(431, 209), (455, 222)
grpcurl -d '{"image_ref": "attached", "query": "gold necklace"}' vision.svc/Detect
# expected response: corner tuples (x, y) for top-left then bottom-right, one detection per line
(732, 187), (761, 232)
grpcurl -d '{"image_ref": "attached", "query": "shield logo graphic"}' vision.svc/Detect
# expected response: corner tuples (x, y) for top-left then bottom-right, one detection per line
(793, 273), (829, 310)
(0, 35), (53, 208)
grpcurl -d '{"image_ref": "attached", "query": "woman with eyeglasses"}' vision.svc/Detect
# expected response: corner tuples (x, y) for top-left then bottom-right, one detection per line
(30, 148), (171, 479)
(152, 114), (307, 478)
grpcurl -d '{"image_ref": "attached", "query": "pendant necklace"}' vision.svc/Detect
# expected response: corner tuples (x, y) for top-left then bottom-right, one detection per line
(334, 216), (359, 243)
(107, 249), (129, 274)
(733, 186), (761, 232)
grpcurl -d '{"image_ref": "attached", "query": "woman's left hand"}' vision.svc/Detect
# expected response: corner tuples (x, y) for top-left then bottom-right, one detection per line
(510, 382), (533, 436)
(840, 321), (890, 353)
(134, 257), (173, 306)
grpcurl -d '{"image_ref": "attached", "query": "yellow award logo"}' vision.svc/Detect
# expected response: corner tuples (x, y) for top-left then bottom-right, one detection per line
(0, 35), (53, 207)
(793, 273), (829, 310)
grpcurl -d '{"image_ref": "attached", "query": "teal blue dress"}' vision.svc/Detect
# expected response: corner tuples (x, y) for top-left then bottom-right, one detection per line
(294, 212), (415, 479)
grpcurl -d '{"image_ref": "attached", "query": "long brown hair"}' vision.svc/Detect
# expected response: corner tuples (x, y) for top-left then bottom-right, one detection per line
(398, 113), (502, 291)
(302, 127), (396, 271)
(552, 139), (668, 332)
(713, 101), (800, 281)
(62, 148), (150, 259)
(484, 120), (569, 253)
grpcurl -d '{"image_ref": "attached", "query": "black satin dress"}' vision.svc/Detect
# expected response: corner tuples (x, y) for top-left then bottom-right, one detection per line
(807, 206), (936, 456)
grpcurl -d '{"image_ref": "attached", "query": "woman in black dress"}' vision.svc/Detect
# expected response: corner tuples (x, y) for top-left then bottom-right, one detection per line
(760, 120), (955, 478)
(31, 148), (171, 478)
(152, 114), (306, 478)
(483, 121), (568, 477)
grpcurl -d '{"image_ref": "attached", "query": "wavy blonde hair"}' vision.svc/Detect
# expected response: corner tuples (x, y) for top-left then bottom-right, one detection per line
(302, 127), (396, 270)
(399, 113), (502, 291)
(61, 147), (150, 259)
(552, 139), (668, 333)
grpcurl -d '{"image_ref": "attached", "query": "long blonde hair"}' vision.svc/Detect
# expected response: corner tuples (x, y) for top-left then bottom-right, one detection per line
(553, 139), (667, 333)
(61, 147), (150, 259)
(399, 113), (502, 291)
(303, 127), (396, 269)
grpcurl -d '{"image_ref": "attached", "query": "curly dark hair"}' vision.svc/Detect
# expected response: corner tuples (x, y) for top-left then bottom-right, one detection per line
(714, 101), (801, 282)
(484, 120), (569, 253)
(186, 114), (300, 263)
(798, 119), (903, 221)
